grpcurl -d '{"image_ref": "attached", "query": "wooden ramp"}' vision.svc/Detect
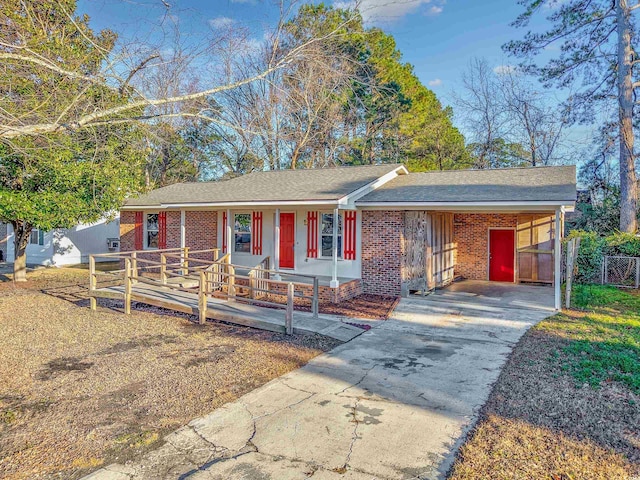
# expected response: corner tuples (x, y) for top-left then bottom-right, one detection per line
(90, 283), (364, 342)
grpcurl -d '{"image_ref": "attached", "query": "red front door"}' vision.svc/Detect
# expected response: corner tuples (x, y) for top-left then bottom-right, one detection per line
(279, 213), (295, 269)
(489, 229), (515, 282)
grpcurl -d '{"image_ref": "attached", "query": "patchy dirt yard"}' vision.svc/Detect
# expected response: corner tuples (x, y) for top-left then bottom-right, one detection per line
(319, 294), (399, 320)
(0, 267), (340, 480)
(448, 284), (640, 480)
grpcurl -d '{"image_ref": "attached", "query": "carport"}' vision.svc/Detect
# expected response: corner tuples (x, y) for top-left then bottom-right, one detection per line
(356, 166), (577, 310)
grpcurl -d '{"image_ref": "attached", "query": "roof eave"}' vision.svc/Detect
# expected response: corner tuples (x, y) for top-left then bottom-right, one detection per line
(121, 199), (343, 210)
(356, 200), (576, 212)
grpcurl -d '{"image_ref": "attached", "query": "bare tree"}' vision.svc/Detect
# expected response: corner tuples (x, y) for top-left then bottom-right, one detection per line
(455, 58), (568, 168)
(206, 8), (358, 173)
(499, 69), (567, 166)
(454, 59), (507, 169)
(0, 1), (356, 142)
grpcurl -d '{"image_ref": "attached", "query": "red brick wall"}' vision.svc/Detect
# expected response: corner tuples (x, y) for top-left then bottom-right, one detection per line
(184, 211), (217, 260)
(454, 213), (518, 280)
(120, 211), (136, 253)
(165, 211), (181, 249)
(361, 210), (403, 296)
(266, 279), (362, 305)
(120, 210), (217, 256)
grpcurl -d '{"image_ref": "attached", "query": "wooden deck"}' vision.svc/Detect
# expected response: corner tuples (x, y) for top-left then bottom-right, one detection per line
(89, 283), (364, 342)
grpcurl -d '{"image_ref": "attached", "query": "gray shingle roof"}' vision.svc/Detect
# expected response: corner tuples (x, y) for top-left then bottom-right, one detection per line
(357, 165), (576, 204)
(125, 164), (403, 207)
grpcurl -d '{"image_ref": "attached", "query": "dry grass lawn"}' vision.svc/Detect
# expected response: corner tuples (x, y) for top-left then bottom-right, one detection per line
(0, 266), (339, 479)
(448, 284), (640, 480)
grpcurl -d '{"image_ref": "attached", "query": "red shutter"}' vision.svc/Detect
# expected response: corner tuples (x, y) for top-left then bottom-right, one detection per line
(252, 211), (263, 255)
(222, 211), (227, 253)
(134, 211), (143, 250)
(158, 212), (167, 249)
(306, 211), (318, 258)
(344, 211), (357, 260)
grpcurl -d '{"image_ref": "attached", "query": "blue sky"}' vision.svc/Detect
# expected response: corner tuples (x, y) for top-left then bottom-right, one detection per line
(78, 0), (530, 101)
(77, 0), (579, 138)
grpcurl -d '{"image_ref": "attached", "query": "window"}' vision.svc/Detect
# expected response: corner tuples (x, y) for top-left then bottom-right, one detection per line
(29, 229), (44, 246)
(321, 213), (342, 258)
(234, 213), (251, 253)
(146, 213), (159, 249)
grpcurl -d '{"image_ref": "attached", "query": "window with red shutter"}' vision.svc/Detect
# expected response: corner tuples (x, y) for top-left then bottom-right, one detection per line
(344, 211), (357, 260)
(306, 211), (318, 258)
(134, 211), (143, 250)
(222, 211), (227, 253)
(158, 212), (167, 249)
(252, 212), (263, 255)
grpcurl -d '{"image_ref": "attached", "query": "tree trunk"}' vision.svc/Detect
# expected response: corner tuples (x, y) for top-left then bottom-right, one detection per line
(291, 144), (301, 170)
(11, 220), (32, 282)
(617, 0), (638, 233)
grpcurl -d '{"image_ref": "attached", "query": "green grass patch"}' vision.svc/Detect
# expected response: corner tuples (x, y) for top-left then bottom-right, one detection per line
(537, 284), (640, 393)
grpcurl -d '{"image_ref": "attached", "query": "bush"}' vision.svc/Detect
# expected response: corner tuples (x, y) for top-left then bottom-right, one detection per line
(566, 230), (640, 284)
(565, 230), (606, 283)
(605, 231), (640, 257)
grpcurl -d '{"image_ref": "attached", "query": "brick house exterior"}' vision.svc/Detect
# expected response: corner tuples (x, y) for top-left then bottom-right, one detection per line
(119, 165), (576, 309)
(120, 211), (218, 258)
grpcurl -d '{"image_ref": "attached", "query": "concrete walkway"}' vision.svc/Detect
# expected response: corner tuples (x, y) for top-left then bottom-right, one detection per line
(85, 282), (554, 480)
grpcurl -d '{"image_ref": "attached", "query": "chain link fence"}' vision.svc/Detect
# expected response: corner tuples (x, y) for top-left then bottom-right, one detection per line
(602, 256), (640, 288)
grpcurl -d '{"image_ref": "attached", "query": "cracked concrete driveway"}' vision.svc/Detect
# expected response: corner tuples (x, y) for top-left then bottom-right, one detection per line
(85, 281), (554, 480)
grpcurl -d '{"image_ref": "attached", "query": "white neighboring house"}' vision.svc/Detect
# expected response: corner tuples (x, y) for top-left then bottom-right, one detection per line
(0, 216), (120, 266)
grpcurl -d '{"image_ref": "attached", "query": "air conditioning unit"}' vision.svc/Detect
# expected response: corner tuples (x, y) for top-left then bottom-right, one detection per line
(107, 238), (120, 251)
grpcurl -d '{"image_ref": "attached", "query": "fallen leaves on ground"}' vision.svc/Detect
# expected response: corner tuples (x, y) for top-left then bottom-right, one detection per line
(0, 267), (339, 479)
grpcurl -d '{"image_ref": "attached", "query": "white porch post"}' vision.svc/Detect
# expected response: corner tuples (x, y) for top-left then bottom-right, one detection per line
(274, 208), (281, 279)
(226, 209), (232, 259)
(330, 207), (339, 288)
(554, 207), (563, 310)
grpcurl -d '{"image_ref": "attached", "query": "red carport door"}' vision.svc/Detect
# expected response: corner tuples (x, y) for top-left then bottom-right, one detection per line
(279, 213), (295, 269)
(489, 229), (515, 282)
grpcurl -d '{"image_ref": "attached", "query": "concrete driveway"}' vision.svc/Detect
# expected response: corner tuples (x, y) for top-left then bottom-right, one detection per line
(87, 281), (554, 480)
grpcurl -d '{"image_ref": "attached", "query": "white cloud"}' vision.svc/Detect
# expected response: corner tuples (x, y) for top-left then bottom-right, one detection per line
(209, 16), (235, 29)
(493, 64), (517, 75)
(544, 0), (570, 9)
(159, 47), (175, 58)
(245, 38), (263, 52)
(334, 0), (445, 24)
(428, 78), (442, 87)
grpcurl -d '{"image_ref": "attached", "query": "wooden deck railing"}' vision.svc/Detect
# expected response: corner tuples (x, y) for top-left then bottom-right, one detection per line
(89, 248), (319, 334)
(198, 260), (319, 332)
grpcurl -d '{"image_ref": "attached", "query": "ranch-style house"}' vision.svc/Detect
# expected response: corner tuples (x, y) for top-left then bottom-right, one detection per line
(119, 164), (576, 309)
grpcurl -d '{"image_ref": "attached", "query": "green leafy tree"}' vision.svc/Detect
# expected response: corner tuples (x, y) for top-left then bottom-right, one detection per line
(568, 153), (623, 234)
(289, 4), (467, 169)
(0, 0), (145, 280)
(466, 138), (530, 169)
